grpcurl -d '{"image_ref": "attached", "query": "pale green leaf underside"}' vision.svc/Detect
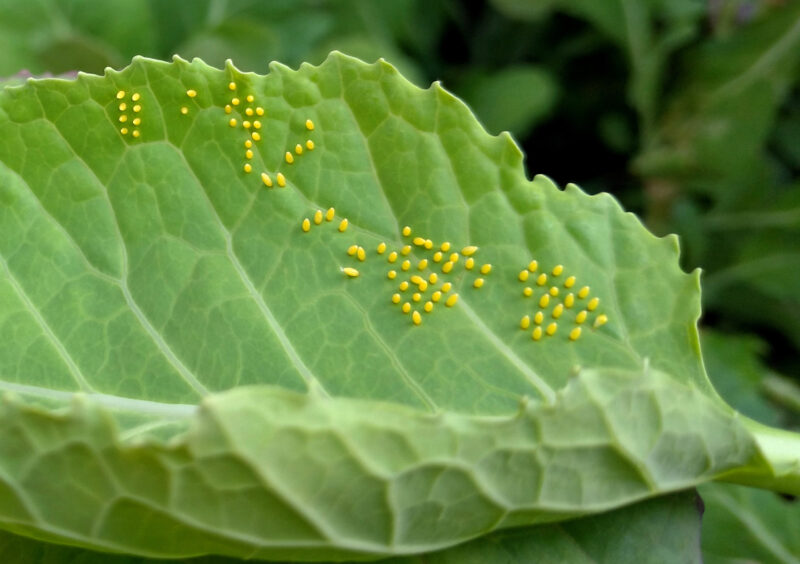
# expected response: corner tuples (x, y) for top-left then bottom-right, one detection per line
(0, 54), (753, 559)
(1, 368), (750, 560)
(0, 488), (703, 564)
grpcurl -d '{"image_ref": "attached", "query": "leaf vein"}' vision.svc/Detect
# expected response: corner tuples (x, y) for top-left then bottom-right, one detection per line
(171, 149), (328, 396)
(458, 298), (556, 404)
(0, 253), (91, 392)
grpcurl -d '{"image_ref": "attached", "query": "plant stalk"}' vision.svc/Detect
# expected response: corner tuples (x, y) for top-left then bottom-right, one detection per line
(717, 416), (800, 496)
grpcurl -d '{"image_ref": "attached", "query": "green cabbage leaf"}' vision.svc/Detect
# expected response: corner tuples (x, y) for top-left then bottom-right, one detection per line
(0, 53), (796, 560)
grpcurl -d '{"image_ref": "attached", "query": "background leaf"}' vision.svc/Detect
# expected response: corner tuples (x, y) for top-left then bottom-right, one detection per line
(457, 65), (558, 138)
(702, 330), (783, 427)
(699, 482), (800, 564)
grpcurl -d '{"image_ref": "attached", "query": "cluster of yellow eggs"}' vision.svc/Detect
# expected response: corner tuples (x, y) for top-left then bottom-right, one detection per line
(180, 81), (319, 188)
(332, 225), (491, 326)
(517, 260), (607, 341)
(115, 90), (142, 138)
(300, 207), (341, 234)
(121, 75), (610, 342)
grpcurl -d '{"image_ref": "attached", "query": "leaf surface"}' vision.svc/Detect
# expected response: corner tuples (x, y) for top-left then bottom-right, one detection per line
(0, 53), (764, 559)
(0, 489), (704, 563)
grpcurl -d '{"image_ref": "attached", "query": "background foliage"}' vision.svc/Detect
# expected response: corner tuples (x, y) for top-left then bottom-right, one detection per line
(1, 0), (798, 561)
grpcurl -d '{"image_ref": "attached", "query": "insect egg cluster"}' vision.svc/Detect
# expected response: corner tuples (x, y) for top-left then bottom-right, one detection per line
(115, 90), (142, 138)
(301, 207), (338, 233)
(183, 79), (317, 188)
(115, 71), (620, 350)
(335, 225), (489, 326)
(284, 119), (316, 165)
(302, 207), (358, 277)
(225, 81), (269, 175)
(517, 260), (608, 342)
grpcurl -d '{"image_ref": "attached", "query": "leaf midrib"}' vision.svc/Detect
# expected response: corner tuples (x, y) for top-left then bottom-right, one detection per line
(0, 380), (196, 417)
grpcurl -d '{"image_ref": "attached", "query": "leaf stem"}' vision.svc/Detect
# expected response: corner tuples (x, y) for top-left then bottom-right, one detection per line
(717, 416), (800, 496)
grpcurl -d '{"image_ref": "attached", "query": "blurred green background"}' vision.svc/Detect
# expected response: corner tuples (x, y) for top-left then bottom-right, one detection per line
(1, 0), (799, 561)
